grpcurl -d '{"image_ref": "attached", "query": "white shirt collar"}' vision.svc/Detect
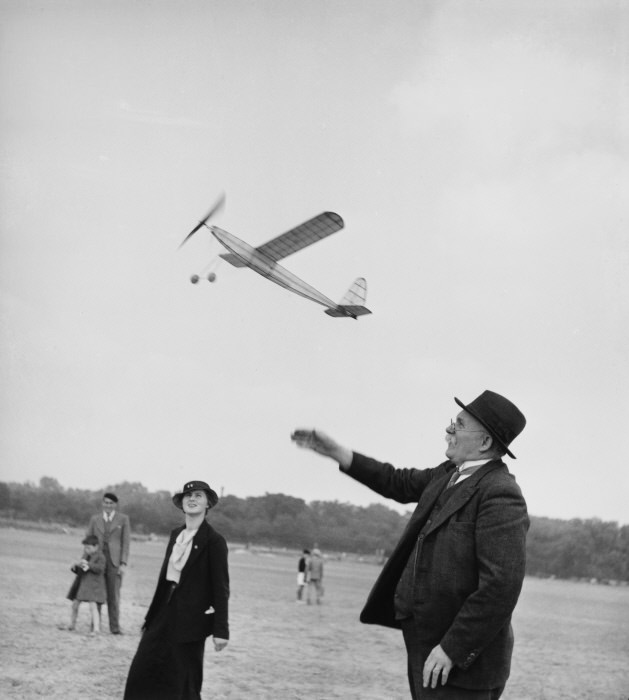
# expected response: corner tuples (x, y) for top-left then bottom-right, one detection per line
(457, 458), (492, 473)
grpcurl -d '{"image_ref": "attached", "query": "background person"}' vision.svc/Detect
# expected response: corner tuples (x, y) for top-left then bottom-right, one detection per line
(65, 534), (106, 634)
(124, 480), (229, 700)
(306, 548), (324, 605)
(292, 390), (528, 699)
(85, 491), (130, 634)
(296, 548), (310, 602)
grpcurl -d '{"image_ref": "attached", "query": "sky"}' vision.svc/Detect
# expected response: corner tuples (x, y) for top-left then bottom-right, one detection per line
(1, 0), (628, 525)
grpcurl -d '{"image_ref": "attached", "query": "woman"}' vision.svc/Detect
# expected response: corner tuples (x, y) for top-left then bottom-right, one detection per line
(124, 480), (229, 700)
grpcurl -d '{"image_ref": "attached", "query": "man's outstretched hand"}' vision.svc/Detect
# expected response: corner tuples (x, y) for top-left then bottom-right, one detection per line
(291, 429), (352, 468)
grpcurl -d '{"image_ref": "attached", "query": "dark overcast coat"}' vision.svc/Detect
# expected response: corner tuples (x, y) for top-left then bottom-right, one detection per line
(343, 453), (528, 690)
(144, 519), (230, 643)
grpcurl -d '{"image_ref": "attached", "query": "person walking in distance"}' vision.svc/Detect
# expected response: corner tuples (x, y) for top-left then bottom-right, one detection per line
(306, 548), (324, 605)
(292, 390), (528, 699)
(296, 549), (310, 602)
(86, 492), (130, 634)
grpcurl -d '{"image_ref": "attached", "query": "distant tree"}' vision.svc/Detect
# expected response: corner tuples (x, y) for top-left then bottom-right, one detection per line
(39, 476), (63, 492)
(2, 478), (627, 581)
(0, 482), (10, 510)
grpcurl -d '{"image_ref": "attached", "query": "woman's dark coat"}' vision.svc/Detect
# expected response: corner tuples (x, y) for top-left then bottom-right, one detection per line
(144, 519), (229, 642)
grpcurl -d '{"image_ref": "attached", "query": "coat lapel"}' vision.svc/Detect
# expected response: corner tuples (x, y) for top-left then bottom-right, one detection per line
(177, 520), (210, 585)
(408, 466), (454, 532)
(157, 526), (184, 582)
(425, 460), (504, 535)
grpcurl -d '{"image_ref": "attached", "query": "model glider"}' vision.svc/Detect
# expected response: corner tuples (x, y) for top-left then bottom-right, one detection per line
(180, 195), (371, 319)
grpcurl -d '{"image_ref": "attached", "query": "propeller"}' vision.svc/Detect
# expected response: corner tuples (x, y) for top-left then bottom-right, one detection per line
(179, 193), (225, 248)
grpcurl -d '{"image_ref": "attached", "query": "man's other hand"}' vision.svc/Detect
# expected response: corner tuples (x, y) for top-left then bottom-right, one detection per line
(423, 644), (453, 689)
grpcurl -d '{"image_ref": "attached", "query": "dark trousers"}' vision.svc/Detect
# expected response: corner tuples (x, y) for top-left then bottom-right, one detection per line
(101, 555), (121, 633)
(124, 588), (206, 700)
(401, 623), (505, 700)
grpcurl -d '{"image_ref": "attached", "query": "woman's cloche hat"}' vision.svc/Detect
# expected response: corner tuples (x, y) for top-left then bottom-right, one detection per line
(454, 390), (526, 459)
(172, 480), (219, 510)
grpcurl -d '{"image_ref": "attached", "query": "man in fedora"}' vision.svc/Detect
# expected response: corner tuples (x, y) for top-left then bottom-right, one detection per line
(86, 492), (131, 634)
(292, 390), (528, 699)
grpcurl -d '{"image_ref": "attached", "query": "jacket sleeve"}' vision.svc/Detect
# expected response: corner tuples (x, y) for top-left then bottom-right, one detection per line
(343, 452), (439, 504)
(439, 480), (529, 668)
(121, 515), (131, 565)
(209, 535), (230, 640)
(88, 552), (106, 575)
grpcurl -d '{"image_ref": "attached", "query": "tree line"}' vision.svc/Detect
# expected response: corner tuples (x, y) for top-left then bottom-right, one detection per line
(1, 477), (627, 582)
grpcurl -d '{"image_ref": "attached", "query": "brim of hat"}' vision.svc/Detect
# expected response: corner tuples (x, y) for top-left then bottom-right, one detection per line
(172, 488), (219, 510)
(454, 397), (516, 459)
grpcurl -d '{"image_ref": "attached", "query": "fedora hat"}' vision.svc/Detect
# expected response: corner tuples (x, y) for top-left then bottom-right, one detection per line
(172, 480), (219, 510)
(454, 390), (526, 459)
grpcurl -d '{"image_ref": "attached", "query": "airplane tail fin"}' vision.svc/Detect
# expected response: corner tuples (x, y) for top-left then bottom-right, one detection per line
(325, 277), (372, 318)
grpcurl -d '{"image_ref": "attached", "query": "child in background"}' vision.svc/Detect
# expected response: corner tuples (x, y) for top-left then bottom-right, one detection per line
(66, 534), (106, 634)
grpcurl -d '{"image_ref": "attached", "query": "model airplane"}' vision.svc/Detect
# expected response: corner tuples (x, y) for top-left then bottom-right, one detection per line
(180, 195), (371, 319)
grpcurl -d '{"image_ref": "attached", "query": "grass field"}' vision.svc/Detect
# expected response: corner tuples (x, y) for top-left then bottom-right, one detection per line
(0, 527), (628, 699)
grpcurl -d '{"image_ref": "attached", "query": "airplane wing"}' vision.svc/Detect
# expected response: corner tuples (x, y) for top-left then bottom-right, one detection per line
(255, 212), (344, 262)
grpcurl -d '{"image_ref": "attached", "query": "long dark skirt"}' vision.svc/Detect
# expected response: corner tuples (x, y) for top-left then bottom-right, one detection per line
(124, 588), (206, 700)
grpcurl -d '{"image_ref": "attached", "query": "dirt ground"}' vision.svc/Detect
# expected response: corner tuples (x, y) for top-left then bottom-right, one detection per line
(0, 528), (628, 699)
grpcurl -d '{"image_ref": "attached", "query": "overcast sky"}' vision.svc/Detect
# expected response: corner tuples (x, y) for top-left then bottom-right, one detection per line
(1, 0), (627, 524)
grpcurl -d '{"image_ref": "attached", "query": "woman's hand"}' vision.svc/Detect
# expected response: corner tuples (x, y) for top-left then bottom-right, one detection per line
(213, 637), (228, 652)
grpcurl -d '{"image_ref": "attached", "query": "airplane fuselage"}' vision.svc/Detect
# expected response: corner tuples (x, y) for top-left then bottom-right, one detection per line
(209, 226), (345, 312)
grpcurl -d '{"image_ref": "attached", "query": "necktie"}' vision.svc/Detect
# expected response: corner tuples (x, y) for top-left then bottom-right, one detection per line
(446, 469), (461, 489)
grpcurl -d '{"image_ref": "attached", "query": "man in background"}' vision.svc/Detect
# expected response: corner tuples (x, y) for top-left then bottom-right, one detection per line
(86, 492), (130, 635)
(307, 548), (324, 605)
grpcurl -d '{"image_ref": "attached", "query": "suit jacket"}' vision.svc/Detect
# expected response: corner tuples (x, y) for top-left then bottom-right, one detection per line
(344, 453), (528, 690)
(86, 511), (131, 568)
(144, 519), (230, 643)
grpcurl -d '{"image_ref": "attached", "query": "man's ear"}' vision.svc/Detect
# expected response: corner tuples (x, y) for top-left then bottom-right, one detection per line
(479, 433), (494, 454)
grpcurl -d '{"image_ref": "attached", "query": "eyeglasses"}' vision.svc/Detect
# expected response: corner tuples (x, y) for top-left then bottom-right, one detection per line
(449, 420), (486, 434)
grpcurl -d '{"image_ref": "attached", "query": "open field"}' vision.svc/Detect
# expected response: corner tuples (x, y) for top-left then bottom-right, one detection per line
(0, 528), (627, 699)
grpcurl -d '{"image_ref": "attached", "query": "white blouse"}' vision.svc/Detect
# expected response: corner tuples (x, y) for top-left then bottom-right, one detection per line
(166, 527), (198, 583)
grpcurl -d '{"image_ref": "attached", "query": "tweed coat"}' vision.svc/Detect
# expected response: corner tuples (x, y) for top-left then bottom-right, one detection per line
(143, 519), (230, 643)
(67, 550), (107, 603)
(343, 452), (528, 690)
(86, 511), (131, 567)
